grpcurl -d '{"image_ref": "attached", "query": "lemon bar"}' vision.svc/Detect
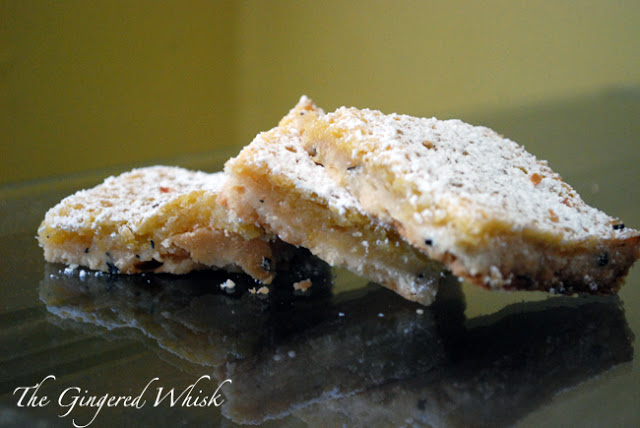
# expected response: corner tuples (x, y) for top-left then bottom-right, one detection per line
(295, 99), (640, 294)
(221, 98), (443, 305)
(38, 166), (276, 283)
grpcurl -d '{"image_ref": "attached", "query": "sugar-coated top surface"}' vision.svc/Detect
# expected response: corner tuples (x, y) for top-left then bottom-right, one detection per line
(227, 97), (368, 219)
(317, 107), (634, 242)
(42, 166), (232, 231)
(230, 126), (365, 218)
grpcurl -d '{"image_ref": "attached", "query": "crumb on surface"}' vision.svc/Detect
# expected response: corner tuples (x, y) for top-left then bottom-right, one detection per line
(251, 286), (269, 295)
(220, 279), (236, 291)
(293, 279), (312, 291)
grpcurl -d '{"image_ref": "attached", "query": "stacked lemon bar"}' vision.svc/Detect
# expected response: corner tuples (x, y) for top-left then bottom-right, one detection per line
(219, 97), (441, 304)
(283, 97), (640, 294)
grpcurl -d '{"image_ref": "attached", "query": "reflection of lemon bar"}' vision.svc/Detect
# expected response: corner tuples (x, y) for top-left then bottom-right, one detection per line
(297, 296), (632, 427)
(295, 99), (640, 294)
(221, 98), (443, 305)
(38, 166), (276, 283)
(39, 251), (333, 368)
(218, 280), (462, 424)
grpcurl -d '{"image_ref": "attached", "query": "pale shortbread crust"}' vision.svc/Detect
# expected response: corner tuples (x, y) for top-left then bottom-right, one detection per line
(38, 166), (276, 283)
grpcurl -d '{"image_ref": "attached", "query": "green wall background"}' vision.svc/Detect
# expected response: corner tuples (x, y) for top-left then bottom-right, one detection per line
(2, 1), (639, 185)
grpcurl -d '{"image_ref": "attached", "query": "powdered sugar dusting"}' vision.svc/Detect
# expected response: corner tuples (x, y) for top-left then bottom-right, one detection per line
(42, 166), (236, 232)
(229, 127), (365, 218)
(320, 107), (632, 242)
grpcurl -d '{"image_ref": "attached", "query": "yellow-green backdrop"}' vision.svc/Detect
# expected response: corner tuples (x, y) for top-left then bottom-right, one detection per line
(2, 1), (639, 185)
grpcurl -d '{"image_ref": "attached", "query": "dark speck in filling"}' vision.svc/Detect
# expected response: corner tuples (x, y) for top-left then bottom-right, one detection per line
(425, 239), (433, 246)
(259, 199), (264, 203)
(150, 240), (155, 249)
(261, 257), (272, 272)
(597, 252), (609, 267)
(84, 248), (89, 254)
(134, 259), (164, 271)
(106, 261), (119, 275)
(612, 223), (625, 230)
